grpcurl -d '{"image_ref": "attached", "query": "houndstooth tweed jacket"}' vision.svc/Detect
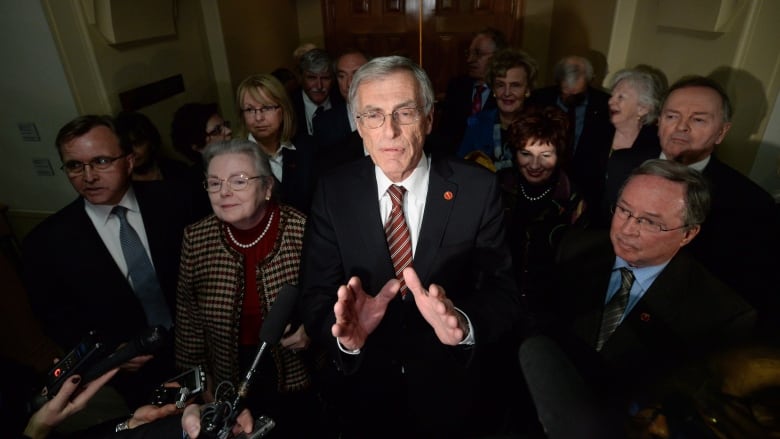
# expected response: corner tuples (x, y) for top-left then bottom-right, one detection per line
(174, 205), (310, 392)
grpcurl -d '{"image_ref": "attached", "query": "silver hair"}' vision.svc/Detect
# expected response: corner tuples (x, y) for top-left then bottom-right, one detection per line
(620, 159), (710, 228)
(202, 139), (274, 187)
(300, 48), (333, 75)
(348, 56), (434, 115)
(610, 68), (664, 125)
(554, 56), (593, 88)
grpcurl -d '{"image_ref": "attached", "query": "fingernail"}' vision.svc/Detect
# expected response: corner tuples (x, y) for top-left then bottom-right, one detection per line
(71, 376), (81, 385)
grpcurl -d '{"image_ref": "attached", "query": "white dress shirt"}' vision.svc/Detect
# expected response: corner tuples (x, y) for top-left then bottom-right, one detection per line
(248, 134), (296, 182)
(84, 187), (154, 286)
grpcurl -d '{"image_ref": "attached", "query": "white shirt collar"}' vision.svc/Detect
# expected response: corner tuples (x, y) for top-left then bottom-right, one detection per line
(374, 154), (429, 201)
(248, 134), (296, 156)
(84, 186), (137, 225)
(659, 152), (711, 172)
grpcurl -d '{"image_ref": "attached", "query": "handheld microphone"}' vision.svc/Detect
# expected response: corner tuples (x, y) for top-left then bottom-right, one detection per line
(201, 284), (299, 439)
(81, 325), (168, 383)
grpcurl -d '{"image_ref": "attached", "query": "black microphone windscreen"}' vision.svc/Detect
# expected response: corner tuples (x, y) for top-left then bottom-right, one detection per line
(519, 336), (607, 439)
(81, 325), (168, 383)
(259, 285), (299, 345)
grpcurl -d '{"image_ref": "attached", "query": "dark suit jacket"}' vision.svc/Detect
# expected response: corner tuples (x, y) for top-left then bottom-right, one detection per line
(432, 75), (498, 156)
(310, 104), (365, 183)
(276, 139), (317, 214)
(549, 229), (756, 402)
(23, 181), (197, 349)
(291, 87), (347, 144)
(526, 85), (613, 208)
(311, 100), (352, 150)
(22, 180), (199, 406)
(300, 155), (521, 436)
(692, 156), (780, 330)
(598, 124), (661, 225)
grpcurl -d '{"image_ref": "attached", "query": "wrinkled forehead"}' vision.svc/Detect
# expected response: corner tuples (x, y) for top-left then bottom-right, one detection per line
(354, 72), (421, 109)
(663, 86), (723, 115)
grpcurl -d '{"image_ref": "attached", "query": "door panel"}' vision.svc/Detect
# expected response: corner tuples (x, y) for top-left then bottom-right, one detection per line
(323, 0), (522, 97)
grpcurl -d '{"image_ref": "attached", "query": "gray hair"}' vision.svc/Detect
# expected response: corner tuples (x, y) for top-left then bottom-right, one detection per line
(348, 56), (434, 115)
(299, 48), (333, 75)
(610, 68), (665, 125)
(621, 159), (710, 228)
(202, 139), (274, 186)
(554, 56), (593, 88)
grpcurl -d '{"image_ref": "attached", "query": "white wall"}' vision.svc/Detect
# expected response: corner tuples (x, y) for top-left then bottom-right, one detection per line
(609, 0), (780, 181)
(0, 0), (81, 213)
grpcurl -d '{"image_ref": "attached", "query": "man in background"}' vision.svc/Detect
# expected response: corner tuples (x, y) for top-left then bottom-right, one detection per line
(526, 55), (612, 208)
(603, 75), (780, 332)
(313, 48), (370, 174)
(433, 28), (507, 154)
(291, 47), (345, 142)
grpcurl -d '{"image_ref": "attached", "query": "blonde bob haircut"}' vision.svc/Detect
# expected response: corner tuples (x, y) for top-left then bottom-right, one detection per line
(235, 74), (296, 143)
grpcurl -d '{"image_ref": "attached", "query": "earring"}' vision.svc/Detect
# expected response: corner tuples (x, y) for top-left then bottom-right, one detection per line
(265, 195), (270, 201)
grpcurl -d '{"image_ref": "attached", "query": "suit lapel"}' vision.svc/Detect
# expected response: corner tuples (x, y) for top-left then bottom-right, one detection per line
(68, 199), (129, 283)
(569, 242), (615, 346)
(413, 158), (456, 285)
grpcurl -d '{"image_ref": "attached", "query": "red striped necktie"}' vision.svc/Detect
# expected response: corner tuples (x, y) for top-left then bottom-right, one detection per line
(385, 185), (413, 297)
(472, 84), (486, 115)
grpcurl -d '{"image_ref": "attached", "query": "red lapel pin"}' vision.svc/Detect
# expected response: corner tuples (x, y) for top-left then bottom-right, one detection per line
(640, 312), (651, 322)
(443, 191), (454, 200)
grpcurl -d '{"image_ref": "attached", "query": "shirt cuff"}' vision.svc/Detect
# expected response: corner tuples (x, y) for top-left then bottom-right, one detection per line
(336, 338), (361, 355)
(454, 306), (475, 345)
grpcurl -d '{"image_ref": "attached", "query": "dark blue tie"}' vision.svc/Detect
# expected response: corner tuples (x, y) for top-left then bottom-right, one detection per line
(113, 206), (172, 328)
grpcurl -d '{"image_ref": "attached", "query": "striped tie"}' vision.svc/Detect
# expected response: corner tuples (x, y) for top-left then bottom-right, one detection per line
(472, 84), (486, 115)
(385, 185), (413, 297)
(595, 267), (634, 351)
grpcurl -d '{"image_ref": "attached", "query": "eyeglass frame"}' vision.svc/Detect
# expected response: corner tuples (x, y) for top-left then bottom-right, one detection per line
(355, 106), (423, 129)
(203, 174), (263, 193)
(241, 105), (281, 117)
(60, 153), (129, 176)
(611, 203), (691, 233)
(206, 120), (231, 137)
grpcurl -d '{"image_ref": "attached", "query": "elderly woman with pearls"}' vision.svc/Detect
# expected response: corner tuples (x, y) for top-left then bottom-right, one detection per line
(174, 139), (320, 436)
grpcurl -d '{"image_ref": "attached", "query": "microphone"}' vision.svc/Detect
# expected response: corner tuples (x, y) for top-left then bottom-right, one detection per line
(201, 284), (299, 438)
(81, 325), (168, 383)
(519, 336), (618, 439)
(237, 284), (298, 400)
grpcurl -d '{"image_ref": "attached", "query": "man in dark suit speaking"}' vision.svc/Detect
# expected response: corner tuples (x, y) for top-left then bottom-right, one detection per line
(300, 56), (522, 438)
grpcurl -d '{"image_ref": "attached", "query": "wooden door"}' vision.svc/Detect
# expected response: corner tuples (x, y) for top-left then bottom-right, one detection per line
(322, 0), (523, 98)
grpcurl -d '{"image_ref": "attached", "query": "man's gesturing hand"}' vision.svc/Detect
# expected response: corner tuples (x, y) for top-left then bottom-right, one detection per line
(404, 267), (468, 345)
(332, 276), (399, 351)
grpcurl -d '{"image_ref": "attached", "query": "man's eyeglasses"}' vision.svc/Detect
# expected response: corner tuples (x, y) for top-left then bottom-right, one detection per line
(242, 105), (281, 117)
(60, 154), (128, 176)
(611, 204), (689, 233)
(206, 120), (230, 137)
(356, 107), (422, 129)
(204, 174), (262, 193)
(466, 49), (494, 59)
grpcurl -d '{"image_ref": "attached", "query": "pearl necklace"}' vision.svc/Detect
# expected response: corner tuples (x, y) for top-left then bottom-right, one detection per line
(226, 211), (275, 248)
(519, 184), (552, 202)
